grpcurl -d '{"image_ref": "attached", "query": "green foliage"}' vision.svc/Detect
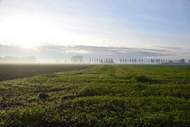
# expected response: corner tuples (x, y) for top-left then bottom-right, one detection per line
(134, 75), (153, 83)
(0, 65), (190, 127)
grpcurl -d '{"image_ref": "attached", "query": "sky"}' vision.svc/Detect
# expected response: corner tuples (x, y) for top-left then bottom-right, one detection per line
(0, 0), (190, 49)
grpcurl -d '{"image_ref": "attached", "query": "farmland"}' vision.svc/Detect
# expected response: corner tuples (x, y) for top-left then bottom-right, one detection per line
(0, 64), (190, 127)
(0, 64), (89, 81)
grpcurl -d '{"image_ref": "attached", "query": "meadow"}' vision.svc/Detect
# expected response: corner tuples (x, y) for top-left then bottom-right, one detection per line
(0, 64), (190, 127)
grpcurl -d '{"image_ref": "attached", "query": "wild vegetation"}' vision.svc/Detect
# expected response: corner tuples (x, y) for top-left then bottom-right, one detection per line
(0, 65), (190, 127)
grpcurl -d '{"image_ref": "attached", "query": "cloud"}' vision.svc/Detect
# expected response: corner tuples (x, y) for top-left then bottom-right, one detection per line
(0, 44), (189, 60)
(65, 49), (89, 54)
(0, 44), (168, 56)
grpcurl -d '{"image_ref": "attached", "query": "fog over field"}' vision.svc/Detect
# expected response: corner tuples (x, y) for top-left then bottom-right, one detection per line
(0, 44), (189, 63)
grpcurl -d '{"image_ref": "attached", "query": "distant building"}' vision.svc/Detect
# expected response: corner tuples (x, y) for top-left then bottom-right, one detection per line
(71, 56), (83, 63)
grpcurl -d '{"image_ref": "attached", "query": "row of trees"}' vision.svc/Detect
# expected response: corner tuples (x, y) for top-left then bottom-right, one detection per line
(88, 58), (170, 64)
(119, 58), (169, 64)
(63, 56), (190, 64)
(89, 58), (114, 64)
(88, 58), (190, 64)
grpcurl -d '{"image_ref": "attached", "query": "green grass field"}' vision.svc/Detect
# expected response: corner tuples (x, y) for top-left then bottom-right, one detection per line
(0, 65), (190, 127)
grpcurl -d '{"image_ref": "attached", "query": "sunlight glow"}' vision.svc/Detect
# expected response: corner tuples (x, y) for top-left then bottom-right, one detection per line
(0, 14), (60, 48)
(0, 13), (110, 48)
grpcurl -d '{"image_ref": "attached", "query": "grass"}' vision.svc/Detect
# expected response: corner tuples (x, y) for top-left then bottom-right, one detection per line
(0, 65), (190, 127)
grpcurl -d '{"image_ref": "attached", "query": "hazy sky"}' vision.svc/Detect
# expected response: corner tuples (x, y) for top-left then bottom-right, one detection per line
(0, 0), (190, 49)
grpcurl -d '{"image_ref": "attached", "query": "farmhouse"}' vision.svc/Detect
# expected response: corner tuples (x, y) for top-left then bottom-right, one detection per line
(71, 56), (83, 63)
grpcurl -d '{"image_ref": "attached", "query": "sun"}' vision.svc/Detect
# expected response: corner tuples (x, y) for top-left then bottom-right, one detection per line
(0, 13), (52, 48)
